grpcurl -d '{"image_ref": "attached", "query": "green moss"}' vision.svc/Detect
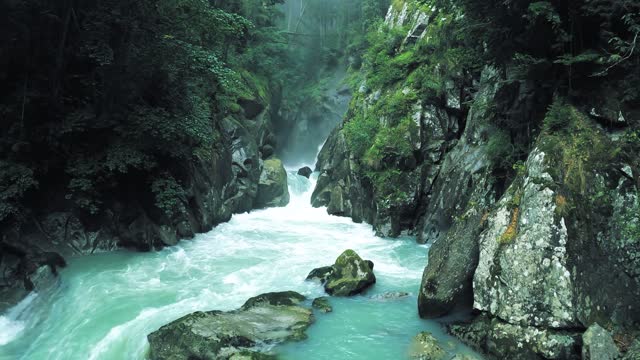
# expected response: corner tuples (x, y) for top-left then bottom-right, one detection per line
(364, 117), (418, 167)
(543, 99), (576, 132)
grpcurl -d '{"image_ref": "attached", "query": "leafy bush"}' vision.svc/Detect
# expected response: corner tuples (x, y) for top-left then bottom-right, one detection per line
(0, 161), (38, 222)
(365, 117), (419, 167)
(343, 113), (381, 158)
(151, 176), (187, 218)
(543, 99), (575, 132)
(486, 129), (515, 170)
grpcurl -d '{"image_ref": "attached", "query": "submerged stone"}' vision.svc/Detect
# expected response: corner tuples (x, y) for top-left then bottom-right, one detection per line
(307, 249), (376, 296)
(311, 297), (333, 313)
(370, 291), (410, 301)
(409, 332), (446, 360)
(147, 291), (313, 360)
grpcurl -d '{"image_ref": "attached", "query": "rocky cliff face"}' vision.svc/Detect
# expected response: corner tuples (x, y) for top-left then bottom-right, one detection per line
(0, 97), (289, 311)
(312, 1), (639, 358)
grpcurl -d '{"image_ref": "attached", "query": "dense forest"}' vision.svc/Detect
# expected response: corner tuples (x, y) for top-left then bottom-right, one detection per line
(0, 0), (639, 359)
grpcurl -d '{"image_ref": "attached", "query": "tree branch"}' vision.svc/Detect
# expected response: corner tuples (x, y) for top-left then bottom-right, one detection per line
(591, 31), (638, 77)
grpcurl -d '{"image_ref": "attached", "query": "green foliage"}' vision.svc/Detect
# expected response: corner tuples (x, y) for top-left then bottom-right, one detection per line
(486, 129), (515, 171)
(151, 176), (187, 218)
(0, 0), (290, 221)
(365, 117), (418, 166)
(540, 105), (617, 195)
(343, 113), (381, 158)
(363, 25), (409, 88)
(367, 168), (414, 203)
(543, 99), (576, 132)
(0, 161), (38, 222)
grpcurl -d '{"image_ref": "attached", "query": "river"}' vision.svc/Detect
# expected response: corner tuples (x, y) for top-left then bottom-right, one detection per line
(0, 171), (482, 359)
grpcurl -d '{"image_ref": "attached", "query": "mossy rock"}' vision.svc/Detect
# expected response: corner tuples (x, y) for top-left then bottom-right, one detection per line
(255, 158), (290, 208)
(241, 291), (306, 310)
(409, 332), (446, 360)
(147, 291), (313, 360)
(311, 297), (333, 313)
(307, 250), (376, 296)
(305, 266), (334, 282)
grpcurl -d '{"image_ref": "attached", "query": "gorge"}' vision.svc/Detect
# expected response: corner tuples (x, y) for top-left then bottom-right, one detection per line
(1, 0), (639, 359)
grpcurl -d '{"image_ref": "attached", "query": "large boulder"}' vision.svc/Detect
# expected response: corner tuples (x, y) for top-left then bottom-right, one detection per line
(306, 249), (376, 296)
(255, 158), (290, 208)
(582, 324), (620, 360)
(297, 166), (313, 179)
(147, 291), (313, 360)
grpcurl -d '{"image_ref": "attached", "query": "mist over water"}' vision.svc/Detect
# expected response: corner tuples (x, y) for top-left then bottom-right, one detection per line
(0, 172), (482, 360)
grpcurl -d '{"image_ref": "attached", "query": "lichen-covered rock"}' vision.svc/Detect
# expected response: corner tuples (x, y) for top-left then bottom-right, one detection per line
(311, 297), (332, 313)
(408, 332), (446, 360)
(448, 315), (580, 360)
(416, 67), (500, 319)
(306, 249), (376, 296)
(147, 291), (313, 360)
(473, 148), (578, 329)
(582, 323), (620, 360)
(255, 158), (290, 208)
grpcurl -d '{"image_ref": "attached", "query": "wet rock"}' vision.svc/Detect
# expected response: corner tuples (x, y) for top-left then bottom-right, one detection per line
(418, 68), (499, 319)
(409, 332), (446, 360)
(582, 323), (620, 360)
(311, 297), (332, 313)
(260, 145), (274, 160)
(370, 291), (410, 301)
(147, 291), (313, 360)
(255, 158), (290, 208)
(451, 355), (483, 360)
(305, 266), (334, 282)
(473, 148), (578, 329)
(229, 350), (276, 360)
(306, 249), (376, 296)
(240, 291), (306, 310)
(448, 315), (580, 359)
(297, 166), (313, 179)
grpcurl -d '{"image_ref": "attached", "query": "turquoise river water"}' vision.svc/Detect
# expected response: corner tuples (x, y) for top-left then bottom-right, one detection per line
(0, 171), (483, 360)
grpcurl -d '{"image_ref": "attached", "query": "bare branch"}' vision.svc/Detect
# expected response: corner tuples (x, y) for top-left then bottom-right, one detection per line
(591, 31), (639, 77)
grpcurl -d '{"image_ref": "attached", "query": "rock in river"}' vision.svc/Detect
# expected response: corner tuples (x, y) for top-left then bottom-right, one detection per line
(147, 291), (313, 360)
(409, 332), (446, 360)
(311, 297), (333, 313)
(297, 166), (313, 179)
(306, 249), (376, 296)
(255, 158), (290, 208)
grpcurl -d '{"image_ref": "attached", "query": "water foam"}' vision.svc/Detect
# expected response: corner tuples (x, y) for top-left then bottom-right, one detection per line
(0, 292), (37, 346)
